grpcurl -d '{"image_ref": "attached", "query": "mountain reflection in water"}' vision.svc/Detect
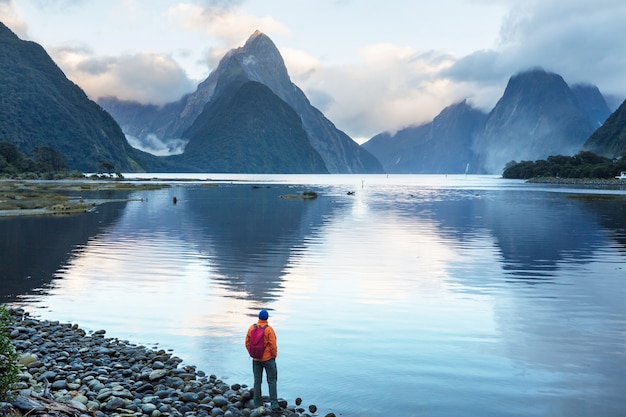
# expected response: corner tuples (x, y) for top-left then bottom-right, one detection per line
(0, 201), (127, 302)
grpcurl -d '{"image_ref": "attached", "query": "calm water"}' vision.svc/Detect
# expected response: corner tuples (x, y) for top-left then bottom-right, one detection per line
(2, 175), (625, 417)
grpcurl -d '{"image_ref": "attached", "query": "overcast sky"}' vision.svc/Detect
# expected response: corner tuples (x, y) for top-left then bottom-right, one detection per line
(2, 0), (625, 143)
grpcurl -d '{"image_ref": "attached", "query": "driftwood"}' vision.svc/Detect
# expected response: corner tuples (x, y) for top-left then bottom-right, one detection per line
(1, 392), (96, 417)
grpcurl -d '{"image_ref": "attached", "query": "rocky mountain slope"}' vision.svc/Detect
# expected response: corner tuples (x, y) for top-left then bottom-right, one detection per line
(570, 83), (612, 128)
(583, 98), (626, 158)
(474, 69), (609, 173)
(363, 101), (487, 174)
(171, 81), (329, 173)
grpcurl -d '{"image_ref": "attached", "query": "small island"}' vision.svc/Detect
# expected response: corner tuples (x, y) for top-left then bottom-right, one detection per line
(0, 141), (173, 216)
(0, 180), (171, 217)
(502, 151), (626, 186)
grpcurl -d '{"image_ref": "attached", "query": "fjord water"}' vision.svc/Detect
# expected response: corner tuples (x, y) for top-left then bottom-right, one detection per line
(2, 175), (625, 417)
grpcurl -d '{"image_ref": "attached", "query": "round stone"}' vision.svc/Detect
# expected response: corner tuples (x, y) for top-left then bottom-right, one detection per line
(149, 369), (167, 381)
(51, 380), (68, 390)
(37, 371), (57, 382)
(72, 395), (89, 404)
(103, 396), (126, 411)
(181, 392), (199, 402)
(68, 400), (87, 410)
(212, 395), (228, 407)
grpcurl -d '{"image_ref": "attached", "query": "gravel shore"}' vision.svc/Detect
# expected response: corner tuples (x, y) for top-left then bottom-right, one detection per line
(1, 308), (331, 417)
(526, 177), (626, 187)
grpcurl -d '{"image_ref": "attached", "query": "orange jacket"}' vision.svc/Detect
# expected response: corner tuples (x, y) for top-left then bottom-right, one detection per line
(245, 319), (277, 361)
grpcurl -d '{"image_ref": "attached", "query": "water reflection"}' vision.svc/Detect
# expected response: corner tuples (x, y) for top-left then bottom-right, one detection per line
(74, 185), (347, 304)
(419, 191), (626, 416)
(0, 202), (127, 302)
(388, 188), (625, 283)
(182, 185), (346, 301)
(2, 178), (625, 417)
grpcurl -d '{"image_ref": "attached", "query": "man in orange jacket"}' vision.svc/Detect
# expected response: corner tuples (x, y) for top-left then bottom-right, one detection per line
(245, 309), (279, 410)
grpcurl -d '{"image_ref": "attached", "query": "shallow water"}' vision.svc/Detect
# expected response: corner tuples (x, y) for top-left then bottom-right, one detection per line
(2, 175), (626, 417)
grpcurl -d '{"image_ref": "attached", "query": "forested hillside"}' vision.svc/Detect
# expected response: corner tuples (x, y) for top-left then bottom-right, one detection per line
(584, 99), (626, 158)
(0, 22), (156, 172)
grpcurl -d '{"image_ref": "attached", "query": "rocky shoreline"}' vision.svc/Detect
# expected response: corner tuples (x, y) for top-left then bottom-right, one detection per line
(526, 177), (626, 187)
(1, 308), (330, 417)
(0, 180), (170, 217)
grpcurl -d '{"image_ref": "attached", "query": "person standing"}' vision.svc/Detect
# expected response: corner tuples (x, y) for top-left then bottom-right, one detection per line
(245, 309), (279, 410)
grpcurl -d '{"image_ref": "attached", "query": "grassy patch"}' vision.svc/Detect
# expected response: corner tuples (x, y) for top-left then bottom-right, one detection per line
(0, 180), (171, 216)
(566, 194), (625, 201)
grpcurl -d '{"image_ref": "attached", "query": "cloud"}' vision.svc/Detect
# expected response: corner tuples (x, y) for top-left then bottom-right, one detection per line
(288, 0), (626, 141)
(445, 0), (626, 96)
(443, 50), (508, 83)
(50, 46), (196, 105)
(34, 0), (87, 9)
(125, 133), (187, 156)
(194, 0), (247, 9)
(0, 0), (28, 37)
(285, 43), (472, 141)
(504, 1), (626, 90)
(280, 47), (320, 81)
(167, 3), (289, 68)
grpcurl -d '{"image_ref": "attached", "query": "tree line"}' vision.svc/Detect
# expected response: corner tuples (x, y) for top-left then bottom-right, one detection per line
(502, 151), (626, 179)
(0, 141), (121, 179)
(0, 141), (75, 178)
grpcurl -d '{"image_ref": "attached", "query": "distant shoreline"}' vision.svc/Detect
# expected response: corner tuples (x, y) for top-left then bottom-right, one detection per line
(0, 179), (170, 217)
(526, 177), (626, 187)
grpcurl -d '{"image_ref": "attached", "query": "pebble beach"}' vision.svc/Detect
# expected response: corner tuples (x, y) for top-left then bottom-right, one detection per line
(526, 177), (626, 187)
(1, 308), (330, 417)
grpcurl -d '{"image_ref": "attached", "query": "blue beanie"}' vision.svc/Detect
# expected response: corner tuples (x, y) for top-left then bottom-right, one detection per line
(259, 309), (269, 320)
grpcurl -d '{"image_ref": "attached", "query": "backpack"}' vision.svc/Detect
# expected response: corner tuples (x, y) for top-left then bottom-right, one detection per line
(248, 324), (268, 359)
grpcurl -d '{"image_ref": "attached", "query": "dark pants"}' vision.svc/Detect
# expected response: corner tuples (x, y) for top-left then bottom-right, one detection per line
(252, 358), (278, 408)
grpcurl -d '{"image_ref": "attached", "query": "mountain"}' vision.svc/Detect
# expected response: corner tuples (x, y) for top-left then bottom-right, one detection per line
(362, 100), (487, 174)
(363, 69), (612, 175)
(0, 22), (160, 172)
(583, 98), (626, 158)
(95, 97), (187, 156)
(171, 81), (328, 173)
(101, 31), (383, 174)
(604, 94), (626, 112)
(473, 69), (601, 173)
(570, 83), (611, 128)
